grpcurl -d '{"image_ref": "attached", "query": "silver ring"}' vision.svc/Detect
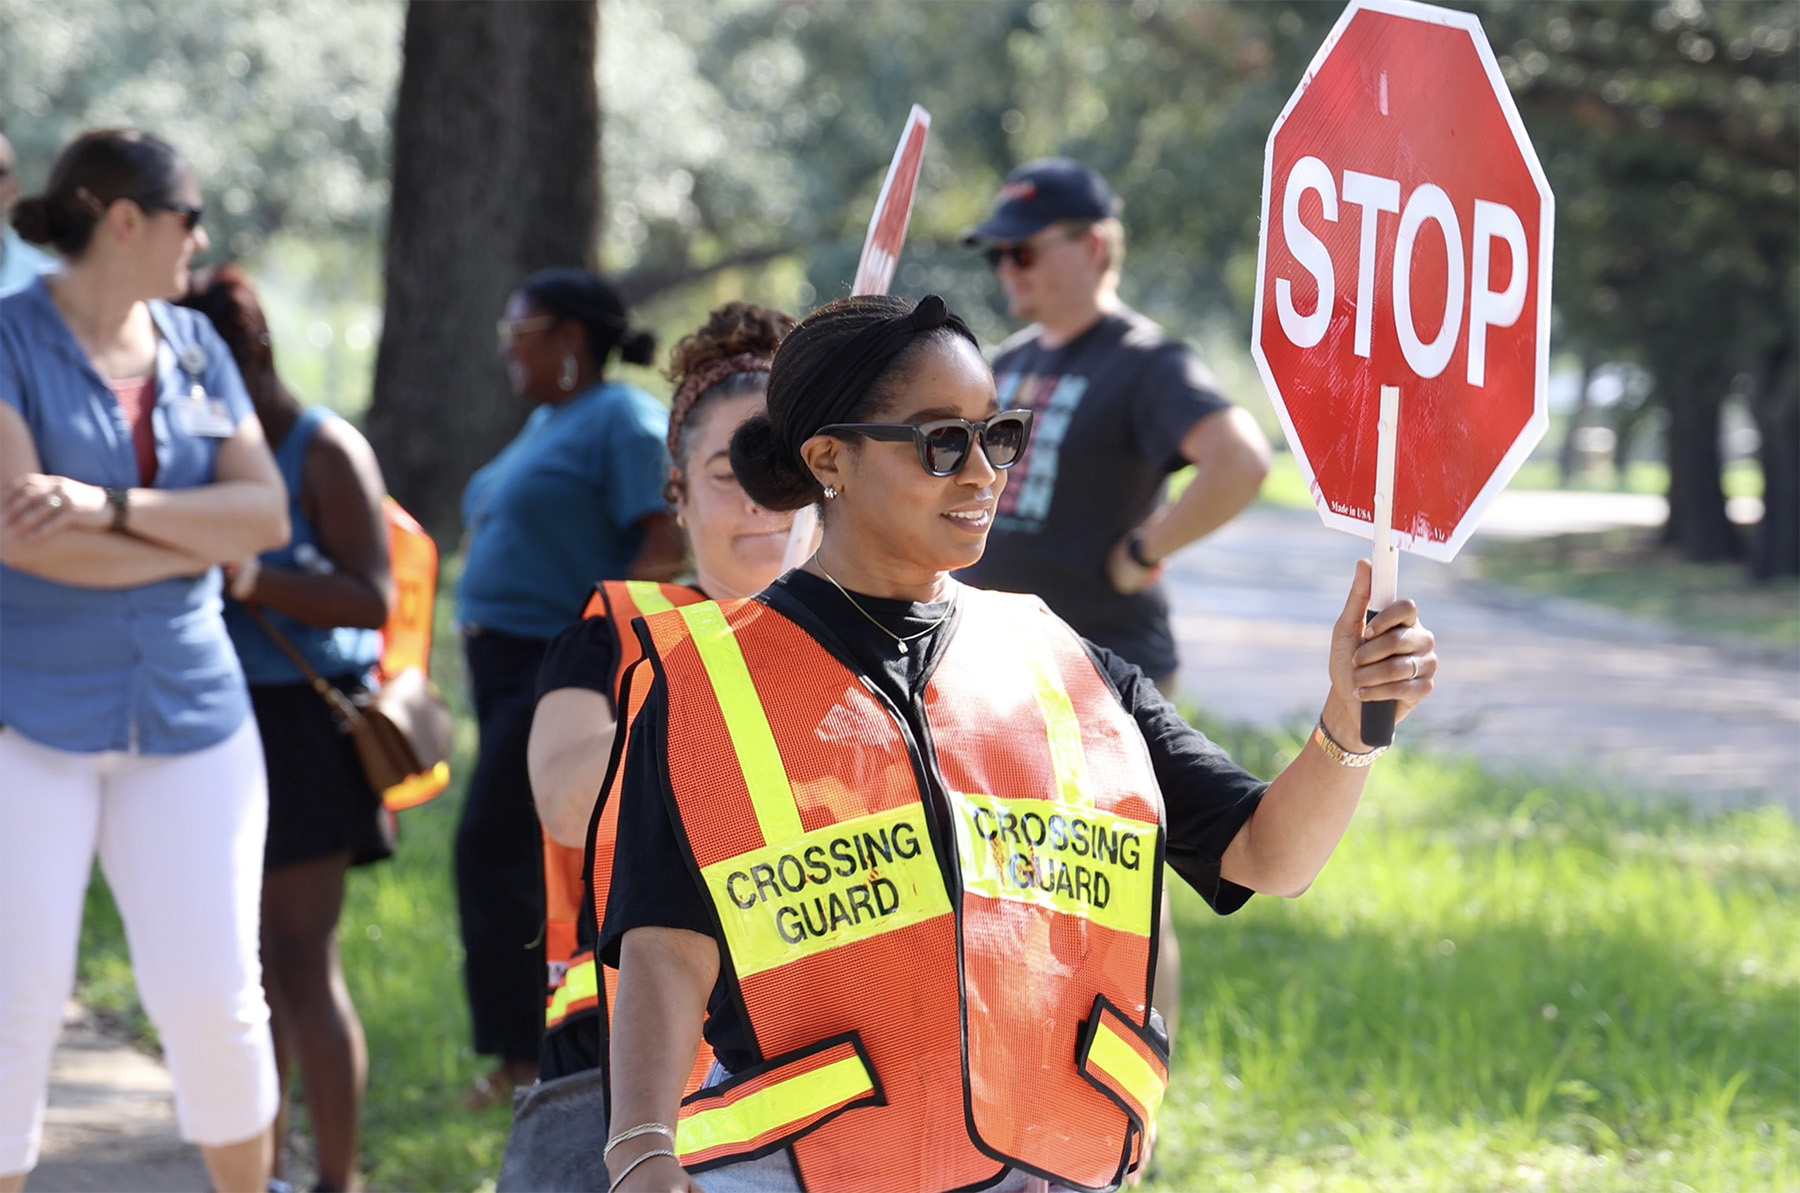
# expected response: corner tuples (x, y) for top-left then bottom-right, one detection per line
(45, 492), (64, 510)
(1408, 657), (1420, 681)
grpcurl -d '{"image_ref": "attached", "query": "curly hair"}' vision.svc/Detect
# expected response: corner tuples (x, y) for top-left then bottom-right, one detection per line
(663, 302), (796, 500)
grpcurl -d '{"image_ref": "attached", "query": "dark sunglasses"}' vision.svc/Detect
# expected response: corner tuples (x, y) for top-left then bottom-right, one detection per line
(820, 409), (1034, 477)
(147, 201), (204, 232)
(983, 226), (1084, 271)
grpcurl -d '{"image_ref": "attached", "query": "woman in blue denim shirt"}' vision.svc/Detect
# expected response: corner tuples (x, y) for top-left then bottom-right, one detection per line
(0, 129), (288, 1193)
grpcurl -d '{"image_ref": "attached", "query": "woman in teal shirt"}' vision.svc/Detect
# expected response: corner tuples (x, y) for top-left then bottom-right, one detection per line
(455, 267), (684, 1105)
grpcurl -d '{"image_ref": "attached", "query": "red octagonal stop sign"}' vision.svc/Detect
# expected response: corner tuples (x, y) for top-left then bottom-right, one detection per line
(1251, 0), (1554, 561)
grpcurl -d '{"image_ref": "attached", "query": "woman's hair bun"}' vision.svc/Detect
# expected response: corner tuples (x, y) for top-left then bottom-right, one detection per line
(728, 411), (819, 512)
(664, 302), (796, 383)
(620, 328), (657, 367)
(9, 197), (57, 248)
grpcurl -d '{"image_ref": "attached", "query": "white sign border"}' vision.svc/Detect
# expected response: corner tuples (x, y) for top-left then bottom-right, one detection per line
(1248, 0), (1556, 563)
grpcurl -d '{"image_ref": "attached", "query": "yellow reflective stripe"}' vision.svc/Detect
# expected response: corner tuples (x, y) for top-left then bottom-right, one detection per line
(625, 580), (679, 617)
(677, 603), (803, 845)
(1015, 620), (1088, 808)
(545, 957), (599, 1026)
(678, 1054), (873, 1157)
(1089, 1019), (1167, 1124)
(947, 791), (1155, 938)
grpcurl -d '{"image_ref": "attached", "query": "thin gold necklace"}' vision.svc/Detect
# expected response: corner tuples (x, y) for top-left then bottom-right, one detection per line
(815, 564), (955, 655)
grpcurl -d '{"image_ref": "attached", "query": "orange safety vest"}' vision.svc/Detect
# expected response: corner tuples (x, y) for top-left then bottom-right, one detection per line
(636, 588), (1171, 1192)
(543, 580), (706, 1034)
(376, 497), (450, 811)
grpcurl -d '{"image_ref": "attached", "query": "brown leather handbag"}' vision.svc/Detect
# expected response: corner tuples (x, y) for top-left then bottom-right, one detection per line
(246, 607), (454, 796)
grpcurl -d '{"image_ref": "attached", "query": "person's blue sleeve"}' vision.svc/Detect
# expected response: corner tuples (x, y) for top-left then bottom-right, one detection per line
(600, 388), (672, 531)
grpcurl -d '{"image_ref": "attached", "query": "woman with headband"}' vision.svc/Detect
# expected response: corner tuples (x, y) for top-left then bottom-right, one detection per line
(600, 293), (1438, 1193)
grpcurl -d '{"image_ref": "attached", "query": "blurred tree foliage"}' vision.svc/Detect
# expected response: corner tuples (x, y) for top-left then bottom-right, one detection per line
(0, 0), (399, 262)
(5, 0), (1793, 572)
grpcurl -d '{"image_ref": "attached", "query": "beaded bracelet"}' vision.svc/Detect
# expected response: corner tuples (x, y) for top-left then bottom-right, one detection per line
(608, 1147), (676, 1192)
(604, 1122), (673, 1156)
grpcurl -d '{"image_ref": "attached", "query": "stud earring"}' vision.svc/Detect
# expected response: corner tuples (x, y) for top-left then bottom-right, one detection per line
(821, 485), (838, 500)
(558, 354), (578, 392)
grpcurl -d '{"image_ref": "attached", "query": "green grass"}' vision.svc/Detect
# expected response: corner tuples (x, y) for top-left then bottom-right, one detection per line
(77, 709), (1798, 1191)
(1472, 529), (1800, 653)
(1144, 719), (1800, 1193)
(71, 545), (1797, 1189)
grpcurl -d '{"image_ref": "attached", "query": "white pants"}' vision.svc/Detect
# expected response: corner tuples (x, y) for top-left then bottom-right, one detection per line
(0, 720), (279, 1174)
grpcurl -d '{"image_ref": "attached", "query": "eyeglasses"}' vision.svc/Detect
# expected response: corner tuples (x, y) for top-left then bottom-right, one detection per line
(820, 410), (1034, 477)
(149, 201), (204, 232)
(983, 226), (1085, 271)
(495, 315), (557, 348)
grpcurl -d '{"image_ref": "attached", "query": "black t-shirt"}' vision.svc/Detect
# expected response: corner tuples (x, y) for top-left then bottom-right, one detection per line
(599, 570), (1266, 1074)
(958, 306), (1232, 679)
(534, 610), (626, 704)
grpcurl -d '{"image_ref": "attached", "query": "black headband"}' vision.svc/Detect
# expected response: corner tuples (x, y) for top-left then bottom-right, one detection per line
(779, 294), (978, 462)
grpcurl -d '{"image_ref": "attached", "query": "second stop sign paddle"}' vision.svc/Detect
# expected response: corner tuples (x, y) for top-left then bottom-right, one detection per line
(1250, 0), (1554, 742)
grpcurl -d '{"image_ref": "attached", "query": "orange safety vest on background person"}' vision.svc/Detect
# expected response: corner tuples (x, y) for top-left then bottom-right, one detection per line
(636, 588), (1171, 1193)
(543, 580), (707, 1035)
(376, 497), (450, 811)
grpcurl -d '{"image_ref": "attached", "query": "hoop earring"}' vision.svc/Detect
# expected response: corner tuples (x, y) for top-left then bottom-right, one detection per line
(821, 485), (838, 500)
(558, 355), (579, 392)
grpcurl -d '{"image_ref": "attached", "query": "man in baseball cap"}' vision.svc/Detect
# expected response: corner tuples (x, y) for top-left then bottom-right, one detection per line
(959, 160), (1272, 1155)
(961, 156), (1123, 243)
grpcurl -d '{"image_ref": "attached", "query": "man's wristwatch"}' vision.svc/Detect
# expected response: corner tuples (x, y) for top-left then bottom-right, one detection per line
(105, 486), (130, 533)
(1126, 529), (1159, 570)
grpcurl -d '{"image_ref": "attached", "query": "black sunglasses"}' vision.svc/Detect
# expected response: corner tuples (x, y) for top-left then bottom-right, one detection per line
(820, 410), (1034, 477)
(983, 226), (1085, 271)
(148, 201), (204, 232)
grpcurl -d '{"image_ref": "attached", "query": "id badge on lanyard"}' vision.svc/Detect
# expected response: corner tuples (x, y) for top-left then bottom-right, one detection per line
(171, 343), (236, 437)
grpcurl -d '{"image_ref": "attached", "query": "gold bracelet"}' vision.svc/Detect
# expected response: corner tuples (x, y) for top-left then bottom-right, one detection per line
(1312, 718), (1387, 768)
(608, 1147), (676, 1192)
(603, 1122), (673, 1156)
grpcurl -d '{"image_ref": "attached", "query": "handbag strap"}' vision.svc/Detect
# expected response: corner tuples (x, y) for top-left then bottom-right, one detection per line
(244, 604), (368, 729)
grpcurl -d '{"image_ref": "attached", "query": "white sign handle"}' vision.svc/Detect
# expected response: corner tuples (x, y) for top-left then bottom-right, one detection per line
(1363, 383), (1401, 747)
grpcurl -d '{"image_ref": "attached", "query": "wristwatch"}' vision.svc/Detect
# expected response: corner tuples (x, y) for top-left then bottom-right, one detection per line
(1311, 718), (1388, 768)
(1126, 529), (1159, 570)
(105, 486), (130, 534)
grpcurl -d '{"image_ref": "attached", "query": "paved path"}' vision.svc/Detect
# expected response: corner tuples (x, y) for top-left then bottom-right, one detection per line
(28, 490), (1798, 1191)
(25, 1003), (209, 1192)
(1166, 492), (1800, 815)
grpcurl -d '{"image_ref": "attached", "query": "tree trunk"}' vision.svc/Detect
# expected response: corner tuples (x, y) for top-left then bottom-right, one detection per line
(1557, 353), (1596, 487)
(1750, 343), (1798, 580)
(367, 0), (601, 545)
(1660, 368), (1740, 563)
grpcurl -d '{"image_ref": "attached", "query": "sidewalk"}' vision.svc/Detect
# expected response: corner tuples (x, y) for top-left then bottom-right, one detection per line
(1165, 492), (1799, 815)
(25, 1002), (208, 1192)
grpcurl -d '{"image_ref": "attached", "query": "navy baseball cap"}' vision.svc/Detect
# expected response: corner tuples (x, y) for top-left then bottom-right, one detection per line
(962, 158), (1122, 245)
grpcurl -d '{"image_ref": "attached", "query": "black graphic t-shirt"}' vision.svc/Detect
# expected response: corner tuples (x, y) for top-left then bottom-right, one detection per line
(958, 306), (1232, 679)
